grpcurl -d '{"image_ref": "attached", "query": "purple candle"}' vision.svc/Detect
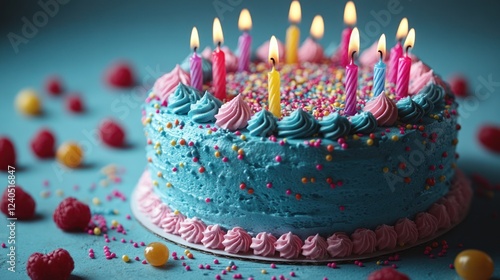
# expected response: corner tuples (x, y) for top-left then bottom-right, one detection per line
(340, 1), (356, 67)
(396, 28), (416, 99)
(189, 27), (203, 91)
(344, 27), (359, 116)
(237, 9), (252, 72)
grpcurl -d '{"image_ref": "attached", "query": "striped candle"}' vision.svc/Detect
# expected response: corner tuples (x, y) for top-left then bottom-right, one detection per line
(396, 55), (411, 99)
(344, 62), (358, 116)
(373, 34), (386, 97)
(237, 32), (251, 72)
(388, 42), (402, 84)
(189, 53), (202, 91)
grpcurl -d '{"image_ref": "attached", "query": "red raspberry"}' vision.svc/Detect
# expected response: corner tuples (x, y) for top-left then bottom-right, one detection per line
(0, 186), (36, 220)
(448, 75), (468, 98)
(367, 268), (410, 280)
(99, 119), (126, 148)
(0, 137), (16, 170)
(53, 197), (91, 231)
(478, 124), (500, 154)
(46, 76), (64, 96)
(66, 94), (84, 113)
(106, 62), (134, 88)
(27, 248), (74, 280)
(31, 129), (56, 158)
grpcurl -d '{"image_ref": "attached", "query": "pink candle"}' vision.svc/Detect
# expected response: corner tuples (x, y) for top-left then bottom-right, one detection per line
(340, 1), (356, 67)
(237, 9), (252, 72)
(396, 28), (416, 99)
(189, 27), (203, 91)
(388, 18), (408, 84)
(344, 27), (359, 116)
(212, 18), (226, 100)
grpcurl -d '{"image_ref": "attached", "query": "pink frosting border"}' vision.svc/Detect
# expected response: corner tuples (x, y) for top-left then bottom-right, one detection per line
(136, 169), (471, 260)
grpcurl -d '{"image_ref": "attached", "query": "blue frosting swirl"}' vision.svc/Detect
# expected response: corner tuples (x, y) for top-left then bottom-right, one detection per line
(181, 54), (213, 83)
(412, 94), (434, 115)
(188, 91), (222, 123)
(319, 112), (351, 140)
(247, 109), (278, 137)
(418, 83), (444, 106)
(167, 83), (202, 115)
(349, 112), (377, 134)
(278, 109), (319, 139)
(396, 97), (424, 123)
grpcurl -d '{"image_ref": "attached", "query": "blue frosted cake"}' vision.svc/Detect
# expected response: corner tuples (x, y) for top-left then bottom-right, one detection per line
(133, 51), (471, 260)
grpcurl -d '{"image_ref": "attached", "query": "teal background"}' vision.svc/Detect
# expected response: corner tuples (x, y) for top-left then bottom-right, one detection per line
(1, 0), (499, 279)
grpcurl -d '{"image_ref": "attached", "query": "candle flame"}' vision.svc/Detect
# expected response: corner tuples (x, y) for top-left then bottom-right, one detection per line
(310, 15), (324, 40)
(238, 9), (252, 31)
(190, 27), (199, 50)
(344, 1), (356, 26)
(288, 0), (301, 24)
(396, 18), (409, 40)
(268, 35), (279, 66)
(377, 34), (386, 60)
(213, 17), (224, 46)
(403, 28), (415, 52)
(348, 27), (360, 60)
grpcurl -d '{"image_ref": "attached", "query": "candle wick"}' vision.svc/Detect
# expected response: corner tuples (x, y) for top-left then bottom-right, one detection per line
(270, 57), (276, 67)
(194, 46), (198, 53)
(378, 50), (383, 61)
(351, 51), (357, 63)
(217, 41), (221, 48)
(405, 45), (411, 55)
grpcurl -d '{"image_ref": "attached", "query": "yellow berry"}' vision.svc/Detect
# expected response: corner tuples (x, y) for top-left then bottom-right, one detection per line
(454, 249), (494, 280)
(382, 167), (389, 173)
(170, 140), (176, 146)
(144, 242), (169, 267)
(232, 144), (238, 151)
(325, 155), (332, 161)
(214, 151), (221, 158)
(352, 135), (360, 141)
(56, 142), (83, 168)
(391, 135), (399, 141)
(367, 139), (374, 146)
(240, 135), (246, 141)
(16, 88), (41, 116)
(92, 197), (101, 205)
(111, 220), (119, 227)
(93, 227), (101, 235)
(122, 255), (130, 262)
(166, 182), (172, 188)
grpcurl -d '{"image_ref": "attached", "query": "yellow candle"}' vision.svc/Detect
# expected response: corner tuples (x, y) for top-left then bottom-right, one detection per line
(268, 36), (281, 118)
(285, 0), (301, 64)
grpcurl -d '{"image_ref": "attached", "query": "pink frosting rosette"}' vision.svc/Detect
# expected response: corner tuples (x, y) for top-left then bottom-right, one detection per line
(222, 227), (252, 254)
(257, 39), (285, 63)
(326, 232), (353, 258)
(351, 228), (377, 255)
(215, 94), (252, 131)
(138, 193), (160, 215)
(298, 38), (324, 63)
(150, 203), (171, 226)
(153, 64), (191, 103)
(162, 212), (186, 235)
(363, 93), (398, 126)
(201, 224), (226, 249)
(440, 196), (460, 224)
(201, 46), (213, 61)
(374, 224), (397, 251)
(428, 203), (451, 230)
(301, 234), (328, 260)
(250, 232), (277, 257)
(394, 218), (419, 246)
(275, 232), (303, 259)
(179, 217), (206, 244)
(409, 70), (435, 94)
(415, 212), (439, 239)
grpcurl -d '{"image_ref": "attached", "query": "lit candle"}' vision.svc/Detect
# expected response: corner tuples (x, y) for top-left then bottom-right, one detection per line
(344, 27), (359, 116)
(268, 36), (281, 118)
(373, 34), (386, 97)
(212, 17), (226, 101)
(396, 28), (415, 99)
(340, 1), (356, 67)
(189, 27), (203, 91)
(285, 0), (301, 64)
(237, 9), (252, 72)
(388, 18), (408, 84)
(310, 15), (324, 41)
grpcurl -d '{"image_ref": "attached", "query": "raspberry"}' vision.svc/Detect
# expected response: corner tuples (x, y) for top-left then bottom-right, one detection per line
(0, 186), (36, 220)
(27, 248), (74, 280)
(46, 76), (64, 96)
(106, 62), (134, 88)
(448, 75), (468, 98)
(367, 268), (410, 280)
(478, 124), (500, 154)
(66, 94), (84, 113)
(53, 197), (91, 231)
(31, 129), (56, 158)
(99, 119), (126, 148)
(0, 137), (16, 170)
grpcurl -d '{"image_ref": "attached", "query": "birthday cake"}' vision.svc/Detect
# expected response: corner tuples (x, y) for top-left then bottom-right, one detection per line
(132, 11), (472, 261)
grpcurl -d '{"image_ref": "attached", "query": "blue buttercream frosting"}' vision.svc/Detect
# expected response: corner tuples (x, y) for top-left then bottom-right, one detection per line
(278, 109), (320, 139)
(181, 54), (213, 83)
(247, 109), (278, 137)
(319, 112), (351, 140)
(396, 97), (424, 123)
(349, 111), (377, 134)
(419, 83), (444, 106)
(188, 91), (222, 123)
(412, 94), (435, 115)
(167, 83), (202, 115)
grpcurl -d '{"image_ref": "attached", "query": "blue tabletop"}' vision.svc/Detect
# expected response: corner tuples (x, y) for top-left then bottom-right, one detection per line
(1, 0), (499, 279)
